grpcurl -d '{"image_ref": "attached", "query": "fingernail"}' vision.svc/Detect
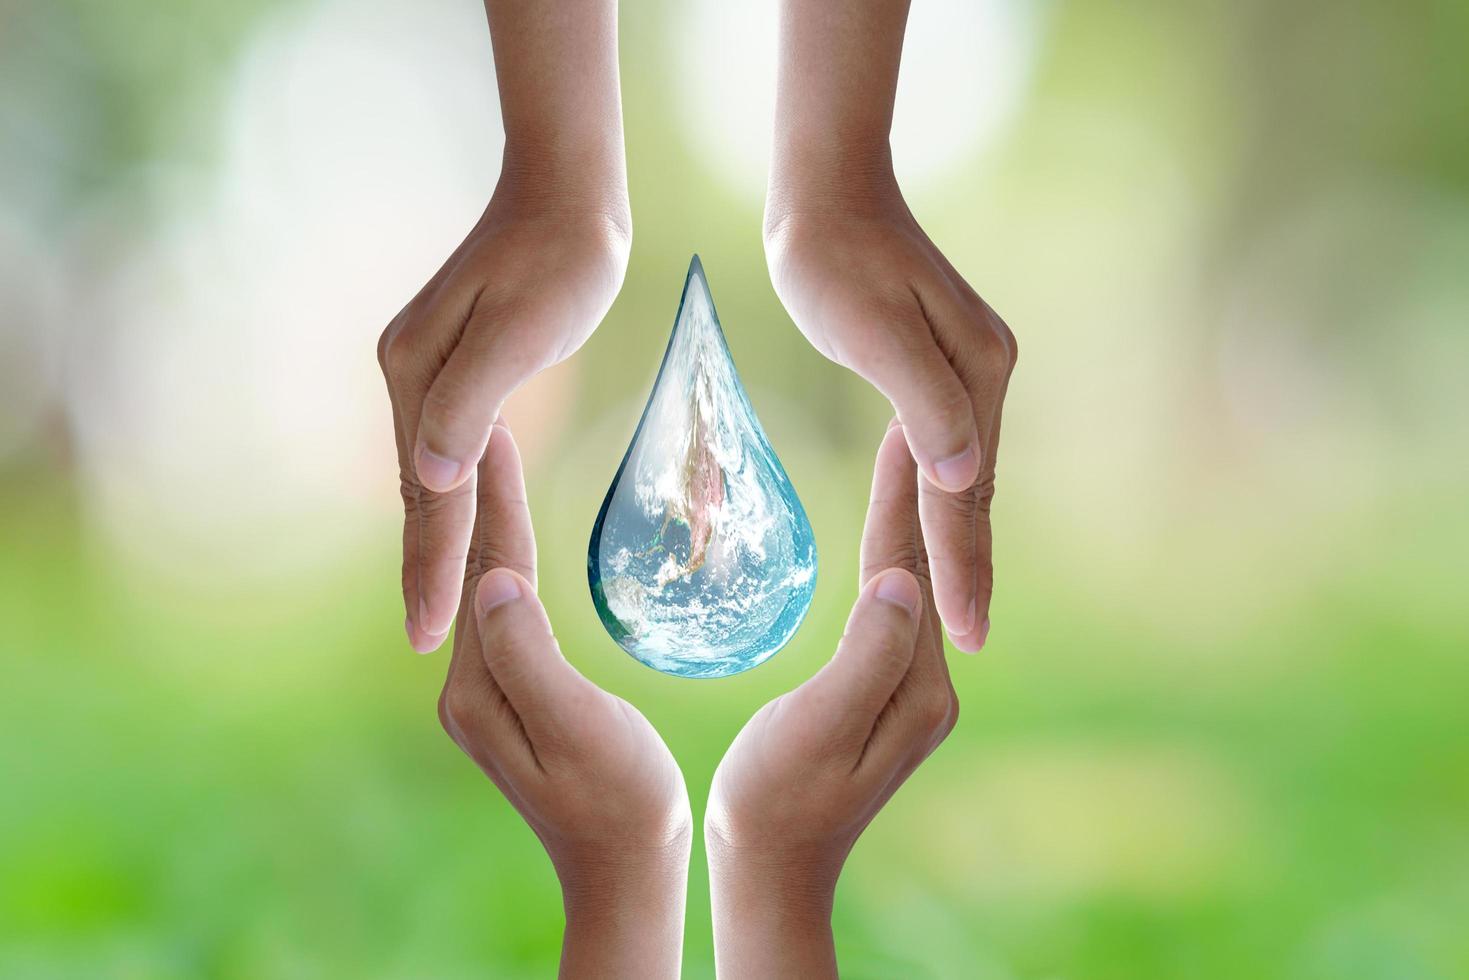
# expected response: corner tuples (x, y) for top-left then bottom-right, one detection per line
(475, 571), (522, 617)
(933, 447), (979, 492)
(410, 626), (448, 655)
(416, 444), (465, 491)
(973, 617), (991, 653)
(873, 570), (920, 615)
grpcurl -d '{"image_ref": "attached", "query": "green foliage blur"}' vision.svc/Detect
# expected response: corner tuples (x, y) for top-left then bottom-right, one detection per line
(2, 0), (1467, 977)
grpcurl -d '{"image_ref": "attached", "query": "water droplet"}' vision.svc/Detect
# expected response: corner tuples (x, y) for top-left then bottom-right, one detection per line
(588, 255), (817, 678)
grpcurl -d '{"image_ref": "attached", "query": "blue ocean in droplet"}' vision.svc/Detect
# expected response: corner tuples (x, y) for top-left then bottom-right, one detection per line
(587, 255), (817, 678)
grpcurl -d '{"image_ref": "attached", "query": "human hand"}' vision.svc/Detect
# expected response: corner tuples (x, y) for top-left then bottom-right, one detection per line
(765, 184), (1015, 653)
(705, 421), (958, 979)
(765, 0), (1017, 652)
(378, 186), (629, 653)
(439, 422), (691, 979)
(378, 0), (631, 653)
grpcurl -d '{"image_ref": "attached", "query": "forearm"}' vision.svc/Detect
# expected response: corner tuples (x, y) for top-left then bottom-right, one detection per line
(707, 839), (841, 980)
(557, 843), (690, 979)
(768, 0), (911, 222)
(483, 0), (628, 216)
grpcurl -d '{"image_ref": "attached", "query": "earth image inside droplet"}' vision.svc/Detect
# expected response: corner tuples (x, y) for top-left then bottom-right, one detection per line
(587, 255), (817, 678)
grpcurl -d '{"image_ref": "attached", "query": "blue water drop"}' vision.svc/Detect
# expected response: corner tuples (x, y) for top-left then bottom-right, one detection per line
(588, 255), (817, 678)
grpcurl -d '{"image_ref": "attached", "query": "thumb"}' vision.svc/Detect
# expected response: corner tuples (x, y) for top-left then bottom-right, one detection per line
(414, 306), (551, 493)
(474, 568), (587, 741)
(842, 318), (980, 493)
(794, 569), (923, 743)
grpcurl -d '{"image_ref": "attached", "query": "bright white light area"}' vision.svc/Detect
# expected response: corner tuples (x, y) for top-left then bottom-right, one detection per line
(69, 0), (504, 585)
(669, 0), (1042, 200)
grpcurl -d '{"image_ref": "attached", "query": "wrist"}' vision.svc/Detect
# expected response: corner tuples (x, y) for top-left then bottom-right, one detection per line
(558, 834), (690, 903)
(706, 830), (842, 914)
(764, 145), (903, 243)
(556, 835), (691, 979)
(492, 140), (631, 240)
(707, 833), (842, 979)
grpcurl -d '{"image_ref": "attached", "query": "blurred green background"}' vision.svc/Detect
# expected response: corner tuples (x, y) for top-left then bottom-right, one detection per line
(3, 0), (1467, 976)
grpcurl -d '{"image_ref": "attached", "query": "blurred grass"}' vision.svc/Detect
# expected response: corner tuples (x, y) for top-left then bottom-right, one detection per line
(5, 436), (1467, 977)
(4, 0), (1469, 976)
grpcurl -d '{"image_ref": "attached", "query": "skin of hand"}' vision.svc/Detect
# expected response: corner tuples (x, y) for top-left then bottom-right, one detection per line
(765, 0), (1017, 652)
(378, 0), (632, 653)
(439, 422), (692, 979)
(705, 422), (959, 979)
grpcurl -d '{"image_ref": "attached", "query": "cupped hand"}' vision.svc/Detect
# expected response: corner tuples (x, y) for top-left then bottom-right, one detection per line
(379, 186), (630, 653)
(765, 187), (1016, 651)
(438, 421), (690, 978)
(705, 421), (958, 978)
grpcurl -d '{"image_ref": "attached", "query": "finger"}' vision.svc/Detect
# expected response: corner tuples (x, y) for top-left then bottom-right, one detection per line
(380, 305), (479, 651)
(918, 281), (1013, 485)
(469, 421), (537, 590)
(953, 385), (1010, 652)
(835, 305), (981, 494)
(857, 600), (958, 778)
(474, 569), (596, 746)
(860, 420), (922, 589)
(440, 590), (540, 789)
(383, 356), (442, 653)
(414, 301), (557, 494)
(912, 284), (1015, 645)
(918, 473), (979, 642)
(411, 474), (478, 646)
(786, 569), (923, 750)
(935, 289), (1016, 650)
(900, 522), (950, 726)
(852, 420), (960, 775)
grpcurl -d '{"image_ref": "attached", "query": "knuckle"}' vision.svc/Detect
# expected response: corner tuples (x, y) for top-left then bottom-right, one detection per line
(971, 323), (1013, 376)
(438, 684), (471, 739)
(917, 690), (953, 733)
(418, 477), (474, 519)
(462, 555), (489, 591)
(944, 691), (961, 735)
(995, 319), (1018, 369)
(376, 326), (393, 373)
(380, 327), (427, 387)
(861, 540), (923, 581)
(974, 473), (997, 509)
(464, 555), (534, 592)
(920, 476), (979, 517)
